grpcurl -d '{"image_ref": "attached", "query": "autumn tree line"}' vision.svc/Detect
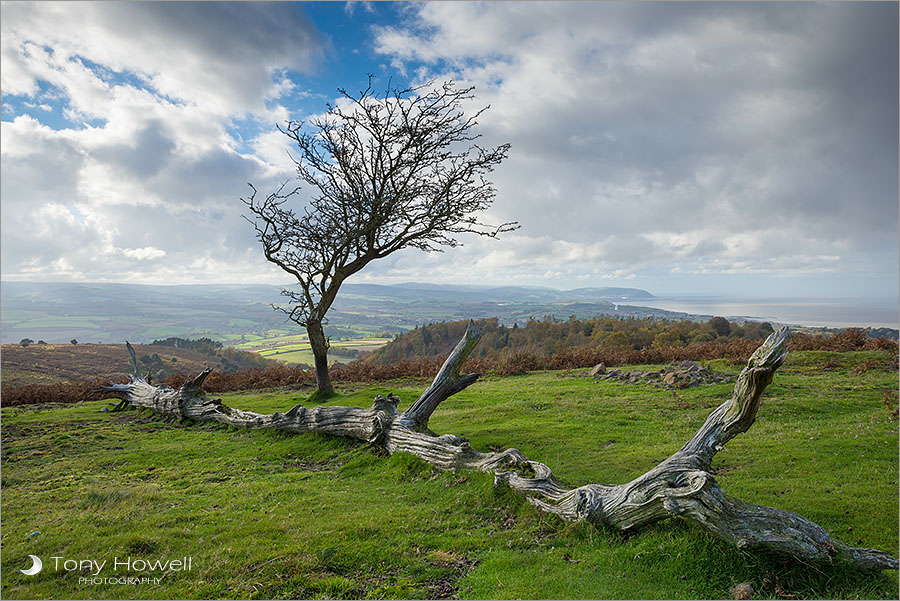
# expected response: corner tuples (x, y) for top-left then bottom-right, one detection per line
(369, 315), (779, 364)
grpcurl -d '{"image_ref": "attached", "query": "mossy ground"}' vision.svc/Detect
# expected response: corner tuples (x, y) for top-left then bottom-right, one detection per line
(2, 350), (897, 599)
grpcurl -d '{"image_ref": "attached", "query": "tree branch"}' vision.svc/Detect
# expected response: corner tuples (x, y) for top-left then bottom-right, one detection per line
(397, 320), (483, 432)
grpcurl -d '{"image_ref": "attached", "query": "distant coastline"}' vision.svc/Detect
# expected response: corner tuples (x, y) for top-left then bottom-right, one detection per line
(1, 281), (896, 344)
(632, 296), (899, 330)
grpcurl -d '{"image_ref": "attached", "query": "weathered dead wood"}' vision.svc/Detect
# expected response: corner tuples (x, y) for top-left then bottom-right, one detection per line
(396, 323), (483, 433)
(98, 327), (898, 571)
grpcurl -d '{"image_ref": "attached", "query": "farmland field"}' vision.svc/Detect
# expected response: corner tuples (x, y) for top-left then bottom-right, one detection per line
(233, 332), (393, 366)
(1, 349), (897, 599)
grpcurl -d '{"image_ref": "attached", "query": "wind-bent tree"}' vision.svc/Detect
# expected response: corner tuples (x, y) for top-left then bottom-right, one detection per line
(243, 79), (514, 397)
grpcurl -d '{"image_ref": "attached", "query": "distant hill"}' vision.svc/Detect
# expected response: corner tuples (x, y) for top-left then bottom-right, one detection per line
(0, 281), (664, 344)
(1, 281), (289, 345)
(338, 283), (654, 303)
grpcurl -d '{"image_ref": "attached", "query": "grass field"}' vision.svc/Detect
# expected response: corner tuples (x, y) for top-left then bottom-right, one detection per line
(1, 350), (897, 599)
(233, 332), (392, 366)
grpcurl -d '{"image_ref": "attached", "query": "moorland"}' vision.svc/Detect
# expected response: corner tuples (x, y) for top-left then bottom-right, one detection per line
(2, 346), (898, 599)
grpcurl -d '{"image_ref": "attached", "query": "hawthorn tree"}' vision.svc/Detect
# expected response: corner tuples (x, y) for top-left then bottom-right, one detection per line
(243, 79), (514, 397)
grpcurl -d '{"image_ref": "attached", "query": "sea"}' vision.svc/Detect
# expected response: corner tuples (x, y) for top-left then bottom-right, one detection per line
(629, 296), (899, 330)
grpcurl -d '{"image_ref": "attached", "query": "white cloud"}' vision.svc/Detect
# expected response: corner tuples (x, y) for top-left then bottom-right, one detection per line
(369, 2), (898, 295)
(1, 2), (326, 116)
(250, 129), (300, 178)
(1, 2), (325, 283)
(120, 247), (166, 261)
(344, 1), (375, 17)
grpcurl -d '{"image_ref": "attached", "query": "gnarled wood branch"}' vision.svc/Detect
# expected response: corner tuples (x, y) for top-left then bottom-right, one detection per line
(98, 327), (898, 571)
(397, 321), (483, 432)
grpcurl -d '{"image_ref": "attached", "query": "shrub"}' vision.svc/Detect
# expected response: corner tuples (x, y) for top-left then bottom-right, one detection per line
(708, 317), (731, 337)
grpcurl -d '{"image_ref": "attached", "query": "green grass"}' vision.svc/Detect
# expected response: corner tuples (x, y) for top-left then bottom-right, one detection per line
(260, 348), (318, 365)
(10, 317), (103, 330)
(1, 350), (897, 599)
(235, 332), (393, 365)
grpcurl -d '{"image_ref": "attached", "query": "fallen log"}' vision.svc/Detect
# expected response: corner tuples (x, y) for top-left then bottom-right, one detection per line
(98, 325), (898, 571)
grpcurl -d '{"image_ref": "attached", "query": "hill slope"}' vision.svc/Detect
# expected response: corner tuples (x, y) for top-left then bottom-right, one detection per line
(1, 281), (660, 345)
(368, 316), (777, 364)
(0, 343), (268, 388)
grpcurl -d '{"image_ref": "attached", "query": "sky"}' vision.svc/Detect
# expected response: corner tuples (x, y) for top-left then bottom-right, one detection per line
(1, 1), (898, 299)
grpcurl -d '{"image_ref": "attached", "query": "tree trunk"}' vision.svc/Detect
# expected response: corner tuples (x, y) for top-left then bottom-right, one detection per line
(98, 326), (898, 572)
(306, 319), (334, 397)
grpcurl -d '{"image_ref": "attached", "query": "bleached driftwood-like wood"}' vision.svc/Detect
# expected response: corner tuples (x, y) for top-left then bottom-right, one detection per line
(396, 323), (483, 433)
(99, 327), (898, 571)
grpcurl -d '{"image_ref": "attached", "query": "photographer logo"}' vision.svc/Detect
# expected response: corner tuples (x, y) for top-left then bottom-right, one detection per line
(20, 555), (43, 576)
(19, 554), (193, 586)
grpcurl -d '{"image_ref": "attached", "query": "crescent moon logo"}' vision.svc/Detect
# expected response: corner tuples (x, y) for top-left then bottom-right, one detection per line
(21, 555), (43, 576)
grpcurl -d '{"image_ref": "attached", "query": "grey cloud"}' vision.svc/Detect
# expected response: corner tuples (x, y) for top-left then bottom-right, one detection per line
(364, 2), (898, 295)
(2, 2), (327, 114)
(100, 2), (327, 84)
(93, 121), (175, 179)
(0, 132), (83, 202)
(387, 3), (897, 272)
(149, 147), (265, 207)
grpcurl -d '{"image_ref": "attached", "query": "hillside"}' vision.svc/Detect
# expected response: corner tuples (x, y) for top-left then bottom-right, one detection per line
(369, 316), (778, 364)
(2, 349), (897, 599)
(6, 316), (896, 404)
(1, 281), (675, 345)
(0, 343), (271, 388)
(0, 282), (289, 345)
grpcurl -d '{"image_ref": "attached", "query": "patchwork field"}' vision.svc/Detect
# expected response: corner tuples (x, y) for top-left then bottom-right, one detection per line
(1, 349), (897, 599)
(232, 333), (392, 366)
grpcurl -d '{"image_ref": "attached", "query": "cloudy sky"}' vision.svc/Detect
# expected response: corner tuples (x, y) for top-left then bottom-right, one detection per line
(2, 1), (897, 299)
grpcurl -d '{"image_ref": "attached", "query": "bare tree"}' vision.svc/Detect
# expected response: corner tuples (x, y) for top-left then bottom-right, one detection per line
(243, 78), (514, 397)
